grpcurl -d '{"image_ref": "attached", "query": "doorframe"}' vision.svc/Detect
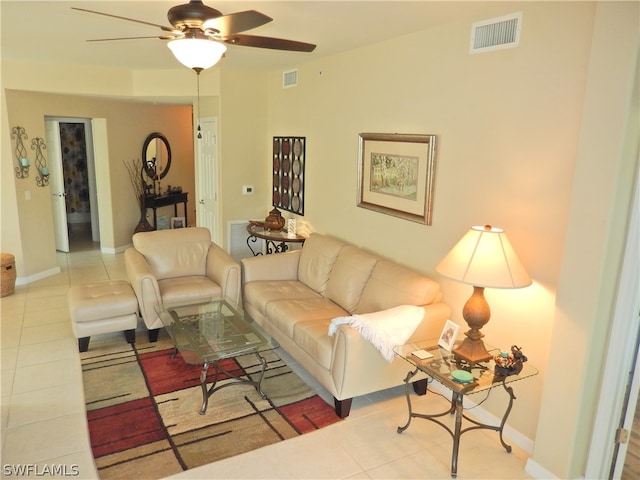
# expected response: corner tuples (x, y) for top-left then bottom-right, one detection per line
(45, 117), (100, 245)
(585, 165), (640, 478)
(194, 115), (222, 245)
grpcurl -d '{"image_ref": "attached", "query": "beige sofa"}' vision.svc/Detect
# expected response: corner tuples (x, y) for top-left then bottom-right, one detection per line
(125, 227), (241, 341)
(241, 233), (451, 417)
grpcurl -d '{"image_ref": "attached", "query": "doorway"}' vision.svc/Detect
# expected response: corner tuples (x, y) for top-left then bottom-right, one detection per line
(45, 117), (99, 252)
(195, 116), (221, 244)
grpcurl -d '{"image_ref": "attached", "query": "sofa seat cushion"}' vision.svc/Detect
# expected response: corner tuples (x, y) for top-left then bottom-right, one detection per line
(293, 319), (334, 370)
(265, 298), (348, 339)
(159, 276), (221, 304)
(244, 280), (321, 317)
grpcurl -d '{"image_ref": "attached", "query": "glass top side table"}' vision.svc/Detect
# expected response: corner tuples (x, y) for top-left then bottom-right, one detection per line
(394, 339), (538, 478)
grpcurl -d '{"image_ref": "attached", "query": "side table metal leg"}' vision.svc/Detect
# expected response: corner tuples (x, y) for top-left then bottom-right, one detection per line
(254, 352), (268, 397)
(498, 380), (515, 453)
(247, 235), (261, 256)
(397, 368), (419, 433)
(199, 362), (211, 415)
(451, 392), (463, 478)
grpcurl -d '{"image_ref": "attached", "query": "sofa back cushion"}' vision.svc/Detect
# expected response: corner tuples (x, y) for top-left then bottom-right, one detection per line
(355, 260), (442, 314)
(132, 227), (211, 280)
(297, 234), (345, 295)
(325, 246), (380, 313)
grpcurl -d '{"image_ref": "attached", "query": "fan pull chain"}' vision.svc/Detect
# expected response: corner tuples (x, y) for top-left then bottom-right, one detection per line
(195, 67), (203, 139)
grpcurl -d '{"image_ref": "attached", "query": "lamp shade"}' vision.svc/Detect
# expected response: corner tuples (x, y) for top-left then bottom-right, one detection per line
(167, 38), (227, 70)
(436, 225), (531, 289)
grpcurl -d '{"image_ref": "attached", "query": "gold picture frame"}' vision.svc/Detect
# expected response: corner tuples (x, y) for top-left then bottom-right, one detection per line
(357, 133), (437, 225)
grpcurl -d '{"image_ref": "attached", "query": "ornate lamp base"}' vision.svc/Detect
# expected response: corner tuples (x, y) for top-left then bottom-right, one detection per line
(454, 285), (493, 364)
(453, 337), (492, 364)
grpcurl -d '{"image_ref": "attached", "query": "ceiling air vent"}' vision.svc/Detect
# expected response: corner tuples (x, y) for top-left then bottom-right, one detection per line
(470, 12), (522, 54)
(282, 69), (298, 88)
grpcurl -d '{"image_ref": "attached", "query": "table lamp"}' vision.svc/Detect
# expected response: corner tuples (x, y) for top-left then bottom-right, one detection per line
(435, 225), (531, 363)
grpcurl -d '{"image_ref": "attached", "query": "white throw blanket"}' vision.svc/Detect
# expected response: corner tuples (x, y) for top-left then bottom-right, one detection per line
(328, 305), (424, 362)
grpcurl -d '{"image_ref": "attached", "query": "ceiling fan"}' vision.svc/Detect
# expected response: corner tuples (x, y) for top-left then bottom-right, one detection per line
(73, 0), (316, 70)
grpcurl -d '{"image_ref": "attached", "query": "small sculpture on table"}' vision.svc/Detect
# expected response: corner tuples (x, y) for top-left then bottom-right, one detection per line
(264, 207), (285, 231)
(494, 345), (527, 376)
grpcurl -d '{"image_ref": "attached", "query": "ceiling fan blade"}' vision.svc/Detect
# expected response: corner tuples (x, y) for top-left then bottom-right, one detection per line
(203, 10), (272, 35)
(86, 36), (165, 42)
(71, 7), (179, 34)
(222, 34), (316, 52)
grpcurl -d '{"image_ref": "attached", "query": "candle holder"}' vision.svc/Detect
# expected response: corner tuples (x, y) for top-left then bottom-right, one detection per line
(11, 126), (30, 179)
(32, 137), (50, 187)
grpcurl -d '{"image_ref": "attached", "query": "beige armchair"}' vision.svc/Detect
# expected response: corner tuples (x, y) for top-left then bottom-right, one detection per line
(124, 227), (241, 341)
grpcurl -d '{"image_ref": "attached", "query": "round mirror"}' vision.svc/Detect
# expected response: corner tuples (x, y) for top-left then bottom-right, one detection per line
(142, 132), (171, 180)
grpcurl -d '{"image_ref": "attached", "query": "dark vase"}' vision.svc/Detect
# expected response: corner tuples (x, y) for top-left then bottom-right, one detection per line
(134, 203), (154, 234)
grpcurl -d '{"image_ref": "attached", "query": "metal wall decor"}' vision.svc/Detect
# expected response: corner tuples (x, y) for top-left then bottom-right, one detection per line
(32, 137), (50, 187)
(11, 126), (30, 179)
(272, 136), (305, 215)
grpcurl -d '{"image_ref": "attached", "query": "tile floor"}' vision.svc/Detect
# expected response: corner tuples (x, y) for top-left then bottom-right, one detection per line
(1, 232), (533, 479)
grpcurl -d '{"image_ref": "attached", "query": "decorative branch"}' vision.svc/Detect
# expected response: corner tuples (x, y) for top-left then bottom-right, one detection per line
(123, 158), (144, 209)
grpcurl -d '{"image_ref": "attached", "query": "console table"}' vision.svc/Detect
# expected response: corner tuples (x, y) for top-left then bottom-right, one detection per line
(395, 340), (538, 478)
(143, 193), (188, 230)
(246, 224), (306, 255)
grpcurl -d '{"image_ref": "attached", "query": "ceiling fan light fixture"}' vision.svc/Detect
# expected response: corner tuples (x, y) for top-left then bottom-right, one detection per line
(167, 37), (227, 70)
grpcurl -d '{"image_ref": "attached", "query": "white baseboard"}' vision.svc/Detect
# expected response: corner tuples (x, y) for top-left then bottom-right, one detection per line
(15, 267), (62, 286)
(525, 458), (559, 479)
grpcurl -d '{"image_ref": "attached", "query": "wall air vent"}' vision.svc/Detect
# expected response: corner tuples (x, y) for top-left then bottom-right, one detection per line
(470, 12), (522, 54)
(283, 69), (298, 88)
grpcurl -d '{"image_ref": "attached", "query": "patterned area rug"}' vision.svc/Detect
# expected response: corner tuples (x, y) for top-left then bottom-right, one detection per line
(80, 332), (341, 479)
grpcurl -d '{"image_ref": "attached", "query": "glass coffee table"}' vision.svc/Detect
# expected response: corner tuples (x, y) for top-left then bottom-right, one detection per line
(155, 297), (279, 415)
(395, 339), (538, 478)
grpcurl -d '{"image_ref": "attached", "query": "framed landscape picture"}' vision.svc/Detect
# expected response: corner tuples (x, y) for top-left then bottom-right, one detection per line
(357, 133), (437, 225)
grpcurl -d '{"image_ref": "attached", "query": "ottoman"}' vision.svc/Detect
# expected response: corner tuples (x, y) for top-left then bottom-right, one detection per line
(68, 281), (138, 352)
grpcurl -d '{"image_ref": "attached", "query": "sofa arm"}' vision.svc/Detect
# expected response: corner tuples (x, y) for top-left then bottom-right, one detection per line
(407, 302), (452, 343)
(124, 247), (162, 329)
(206, 243), (241, 306)
(241, 250), (301, 283)
(329, 302), (451, 399)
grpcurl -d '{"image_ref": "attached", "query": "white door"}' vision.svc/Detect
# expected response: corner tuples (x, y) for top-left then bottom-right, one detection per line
(195, 117), (220, 243)
(45, 120), (69, 252)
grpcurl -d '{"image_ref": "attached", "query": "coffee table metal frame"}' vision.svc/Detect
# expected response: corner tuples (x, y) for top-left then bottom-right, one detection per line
(394, 340), (538, 478)
(155, 297), (279, 415)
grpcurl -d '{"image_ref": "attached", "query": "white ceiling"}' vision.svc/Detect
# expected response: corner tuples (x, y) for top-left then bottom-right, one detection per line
(1, 1), (519, 71)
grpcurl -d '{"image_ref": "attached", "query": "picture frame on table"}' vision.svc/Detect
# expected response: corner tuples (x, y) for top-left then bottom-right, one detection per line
(170, 216), (185, 229)
(438, 320), (460, 352)
(357, 133), (437, 225)
(156, 216), (169, 230)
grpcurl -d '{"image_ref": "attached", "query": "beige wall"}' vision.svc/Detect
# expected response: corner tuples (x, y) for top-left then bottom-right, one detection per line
(265, 0), (596, 444)
(3, 89), (194, 277)
(219, 68), (270, 225)
(1, 2), (638, 478)
(264, 1), (638, 477)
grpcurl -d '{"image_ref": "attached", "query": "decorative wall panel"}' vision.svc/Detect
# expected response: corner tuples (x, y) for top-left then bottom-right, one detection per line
(272, 136), (305, 215)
